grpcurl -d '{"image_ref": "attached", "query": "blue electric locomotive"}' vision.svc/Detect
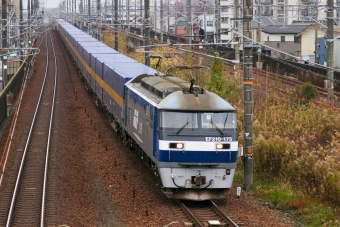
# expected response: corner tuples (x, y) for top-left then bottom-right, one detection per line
(56, 19), (239, 201)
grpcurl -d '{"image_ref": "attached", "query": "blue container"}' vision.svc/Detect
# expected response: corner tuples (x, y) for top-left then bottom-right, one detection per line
(102, 62), (158, 122)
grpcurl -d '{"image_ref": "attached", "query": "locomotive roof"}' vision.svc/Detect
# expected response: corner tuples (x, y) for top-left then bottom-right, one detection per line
(157, 91), (235, 111)
(127, 75), (234, 110)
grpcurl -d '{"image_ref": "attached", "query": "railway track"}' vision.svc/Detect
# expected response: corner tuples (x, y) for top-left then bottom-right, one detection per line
(252, 67), (340, 108)
(172, 199), (241, 227)
(0, 27), (57, 226)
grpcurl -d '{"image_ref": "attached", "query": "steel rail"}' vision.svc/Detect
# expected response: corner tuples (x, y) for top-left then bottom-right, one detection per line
(6, 28), (57, 227)
(41, 29), (58, 227)
(175, 199), (240, 227)
(210, 200), (239, 227)
(174, 199), (204, 227)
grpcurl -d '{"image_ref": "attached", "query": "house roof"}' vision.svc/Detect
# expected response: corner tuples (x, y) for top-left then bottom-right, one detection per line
(252, 16), (284, 29)
(295, 24), (340, 37)
(291, 20), (315, 25)
(262, 25), (309, 34)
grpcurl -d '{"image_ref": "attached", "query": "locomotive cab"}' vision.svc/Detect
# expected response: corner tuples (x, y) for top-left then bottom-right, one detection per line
(126, 75), (239, 200)
(155, 91), (239, 200)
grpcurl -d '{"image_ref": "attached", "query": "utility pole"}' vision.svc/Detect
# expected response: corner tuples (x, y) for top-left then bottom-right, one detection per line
(140, 0), (143, 35)
(242, 0), (253, 191)
(2, 0), (8, 89)
(127, 0), (130, 29)
(105, 0), (107, 24)
(186, 0), (191, 44)
(67, 0), (69, 21)
(114, 0), (118, 50)
(71, 0), (73, 21)
(314, 9), (318, 64)
(119, 0), (121, 24)
(97, 0), (101, 23)
(75, 0), (77, 24)
(234, 0), (239, 65)
(28, 0), (30, 20)
(215, 0), (220, 44)
(98, 0), (101, 40)
(326, 0), (334, 106)
(154, 0), (156, 34)
(203, 2), (206, 42)
(134, 0), (136, 27)
(144, 0), (150, 66)
(160, 0), (163, 43)
(257, 1), (261, 63)
(31, 0), (33, 17)
(20, 0), (23, 61)
(167, 0), (169, 36)
(314, 23), (318, 64)
(88, 0), (90, 20)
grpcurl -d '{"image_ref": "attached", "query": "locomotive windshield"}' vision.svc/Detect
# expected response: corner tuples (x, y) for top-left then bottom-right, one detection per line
(201, 112), (237, 130)
(159, 111), (237, 134)
(159, 112), (198, 132)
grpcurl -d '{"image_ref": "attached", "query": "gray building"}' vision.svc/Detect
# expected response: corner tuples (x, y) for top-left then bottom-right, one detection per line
(261, 25), (308, 58)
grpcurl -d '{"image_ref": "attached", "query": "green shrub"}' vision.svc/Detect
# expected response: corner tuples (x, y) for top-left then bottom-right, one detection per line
(292, 82), (318, 106)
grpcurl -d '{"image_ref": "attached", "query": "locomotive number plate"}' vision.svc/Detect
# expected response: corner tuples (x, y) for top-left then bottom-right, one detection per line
(205, 137), (232, 142)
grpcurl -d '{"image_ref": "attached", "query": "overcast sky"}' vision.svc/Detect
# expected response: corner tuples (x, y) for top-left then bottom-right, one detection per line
(22, 0), (60, 10)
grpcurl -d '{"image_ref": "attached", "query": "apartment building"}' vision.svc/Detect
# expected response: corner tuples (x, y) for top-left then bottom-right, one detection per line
(219, 0), (234, 43)
(254, 0), (329, 25)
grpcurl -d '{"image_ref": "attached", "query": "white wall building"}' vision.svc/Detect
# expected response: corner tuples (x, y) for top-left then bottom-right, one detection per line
(197, 14), (215, 42)
(255, 0), (330, 25)
(220, 0), (234, 42)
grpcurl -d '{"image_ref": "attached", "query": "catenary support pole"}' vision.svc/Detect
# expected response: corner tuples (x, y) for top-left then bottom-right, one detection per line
(314, 10), (318, 64)
(186, 0), (191, 44)
(28, 0), (30, 20)
(257, 0), (261, 62)
(234, 0), (239, 66)
(242, 0), (253, 191)
(326, 0), (334, 106)
(160, 0), (163, 43)
(214, 0), (220, 44)
(140, 0), (143, 34)
(144, 0), (150, 66)
(88, 0), (90, 21)
(114, 0), (118, 50)
(2, 0), (8, 89)
(20, 0), (23, 61)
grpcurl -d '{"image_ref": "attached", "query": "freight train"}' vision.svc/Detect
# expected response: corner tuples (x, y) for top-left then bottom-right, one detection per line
(56, 19), (239, 201)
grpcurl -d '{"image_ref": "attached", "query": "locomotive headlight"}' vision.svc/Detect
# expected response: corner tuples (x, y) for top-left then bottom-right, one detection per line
(176, 143), (184, 149)
(169, 143), (185, 149)
(216, 143), (231, 149)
